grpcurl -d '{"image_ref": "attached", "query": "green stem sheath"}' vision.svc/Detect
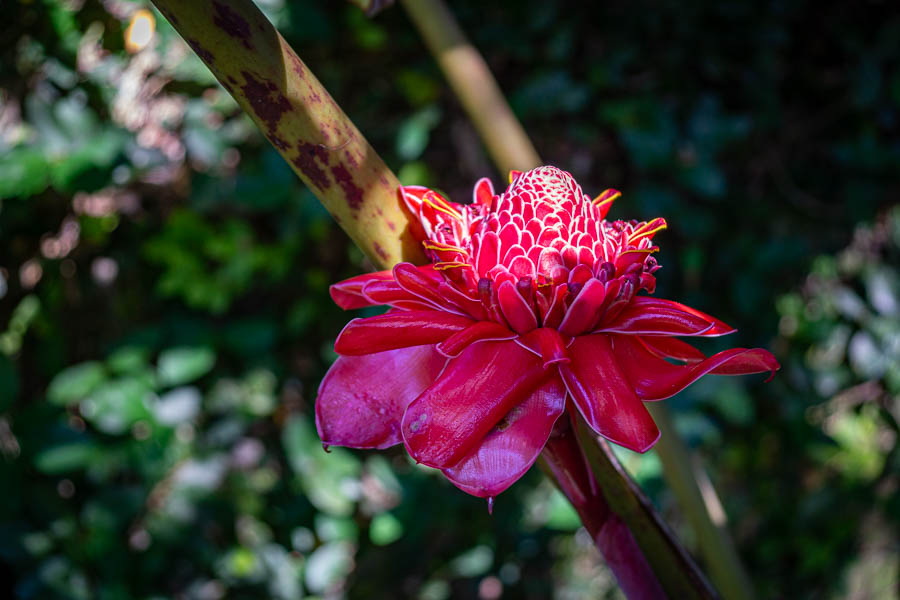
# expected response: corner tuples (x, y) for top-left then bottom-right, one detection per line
(150, 0), (425, 269)
(647, 404), (754, 600)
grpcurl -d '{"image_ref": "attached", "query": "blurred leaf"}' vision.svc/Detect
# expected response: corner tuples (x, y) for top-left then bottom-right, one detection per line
(282, 416), (360, 516)
(0, 148), (50, 199)
(34, 440), (101, 475)
(449, 545), (494, 578)
(81, 377), (153, 435)
(305, 541), (355, 594)
(157, 347), (215, 387)
(152, 386), (201, 426)
(369, 512), (403, 546)
(396, 105), (441, 161)
(46, 362), (107, 406)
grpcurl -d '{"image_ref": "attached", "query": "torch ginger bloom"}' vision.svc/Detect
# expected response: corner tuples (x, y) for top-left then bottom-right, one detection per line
(316, 166), (778, 499)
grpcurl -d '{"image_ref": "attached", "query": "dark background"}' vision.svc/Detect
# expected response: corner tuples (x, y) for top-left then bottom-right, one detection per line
(1, 0), (898, 598)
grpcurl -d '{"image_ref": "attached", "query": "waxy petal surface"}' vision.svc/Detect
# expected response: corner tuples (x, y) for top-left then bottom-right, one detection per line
(597, 301), (715, 336)
(335, 311), (473, 355)
(559, 335), (660, 453)
(613, 335), (779, 400)
(627, 297), (736, 336)
(443, 376), (566, 497)
(436, 321), (517, 358)
(316, 345), (446, 449)
(402, 341), (550, 469)
(329, 271), (394, 309)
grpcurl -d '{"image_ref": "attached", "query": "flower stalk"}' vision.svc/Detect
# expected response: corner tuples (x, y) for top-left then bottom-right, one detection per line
(571, 415), (720, 599)
(539, 415), (669, 599)
(150, 0), (424, 269)
(399, 0), (542, 174)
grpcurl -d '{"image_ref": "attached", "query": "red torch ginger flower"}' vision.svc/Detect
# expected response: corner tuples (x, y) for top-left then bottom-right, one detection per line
(316, 166), (778, 498)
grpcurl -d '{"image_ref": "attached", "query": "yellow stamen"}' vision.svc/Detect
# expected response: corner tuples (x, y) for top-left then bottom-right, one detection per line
(433, 261), (470, 271)
(618, 247), (659, 257)
(423, 241), (467, 254)
(592, 189), (621, 208)
(508, 170), (522, 184)
(423, 192), (462, 220)
(627, 218), (667, 244)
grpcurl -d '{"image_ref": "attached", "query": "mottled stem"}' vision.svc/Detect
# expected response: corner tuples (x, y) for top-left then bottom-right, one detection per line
(647, 404), (754, 600)
(399, 0), (541, 174)
(150, 0), (425, 269)
(540, 415), (667, 600)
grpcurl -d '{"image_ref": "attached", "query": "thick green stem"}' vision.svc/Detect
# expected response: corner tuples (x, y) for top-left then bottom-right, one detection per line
(648, 404), (754, 600)
(150, 0), (424, 269)
(399, 0), (541, 174)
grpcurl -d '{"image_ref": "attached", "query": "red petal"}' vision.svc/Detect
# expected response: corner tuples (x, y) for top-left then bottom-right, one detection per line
(329, 271), (394, 309)
(559, 278), (607, 336)
(541, 284), (569, 329)
(497, 280), (538, 334)
(436, 321), (516, 358)
(472, 177), (495, 207)
(558, 335), (660, 453)
(362, 279), (434, 310)
(393, 263), (458, 312)
(476, 231), (501, 277)
(640, 336), (706, 363)
(516, 327), (570, 367)
(613, 335), (780, 401)
(402, 341), (549, 468)
(443, 376), (566, 497)
(399, 185), (430, 213)
(316, 345), (446, 449)
(627, 297), (736, 336)
(614, 249), (656, 277)
(335, 311), (473, 355)
(597, 300), (715, 336)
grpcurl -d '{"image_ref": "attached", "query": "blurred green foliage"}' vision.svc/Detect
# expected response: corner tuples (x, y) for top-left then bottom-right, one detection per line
(1, 0), (898, 598)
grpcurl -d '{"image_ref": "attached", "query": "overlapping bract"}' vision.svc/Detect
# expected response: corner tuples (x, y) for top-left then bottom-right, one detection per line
(316, 166), (779, 498)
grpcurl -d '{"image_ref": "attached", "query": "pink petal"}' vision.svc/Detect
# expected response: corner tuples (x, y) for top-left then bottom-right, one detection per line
(436, 321), (517, 358)
(398, 185), (430, 214)
(516, 327), (570, 367)
(612, 335), (780, 401)
(472, 177), (495, 207)
(393, 263), (457, 312)
(541, 284), (569, 329)
(597, 300), (715, 336)
(640, 336), (706, 363)
(559, 278), (607, 336)
(316, 345), (447, 449)
(335, 311), (474, 355)
(476, 231), (500, 277)
(558, 335), (660, 453)
(402, 340), (549, 469)
(497, 280), (538, 334)
(443, 376), (566, 497)
(627, 297), (736, 336)
(508, 255), (536, 279)
(329, 270), (394, 309)
(362, 280), (434, 311)
(614, 249), (655, 276)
